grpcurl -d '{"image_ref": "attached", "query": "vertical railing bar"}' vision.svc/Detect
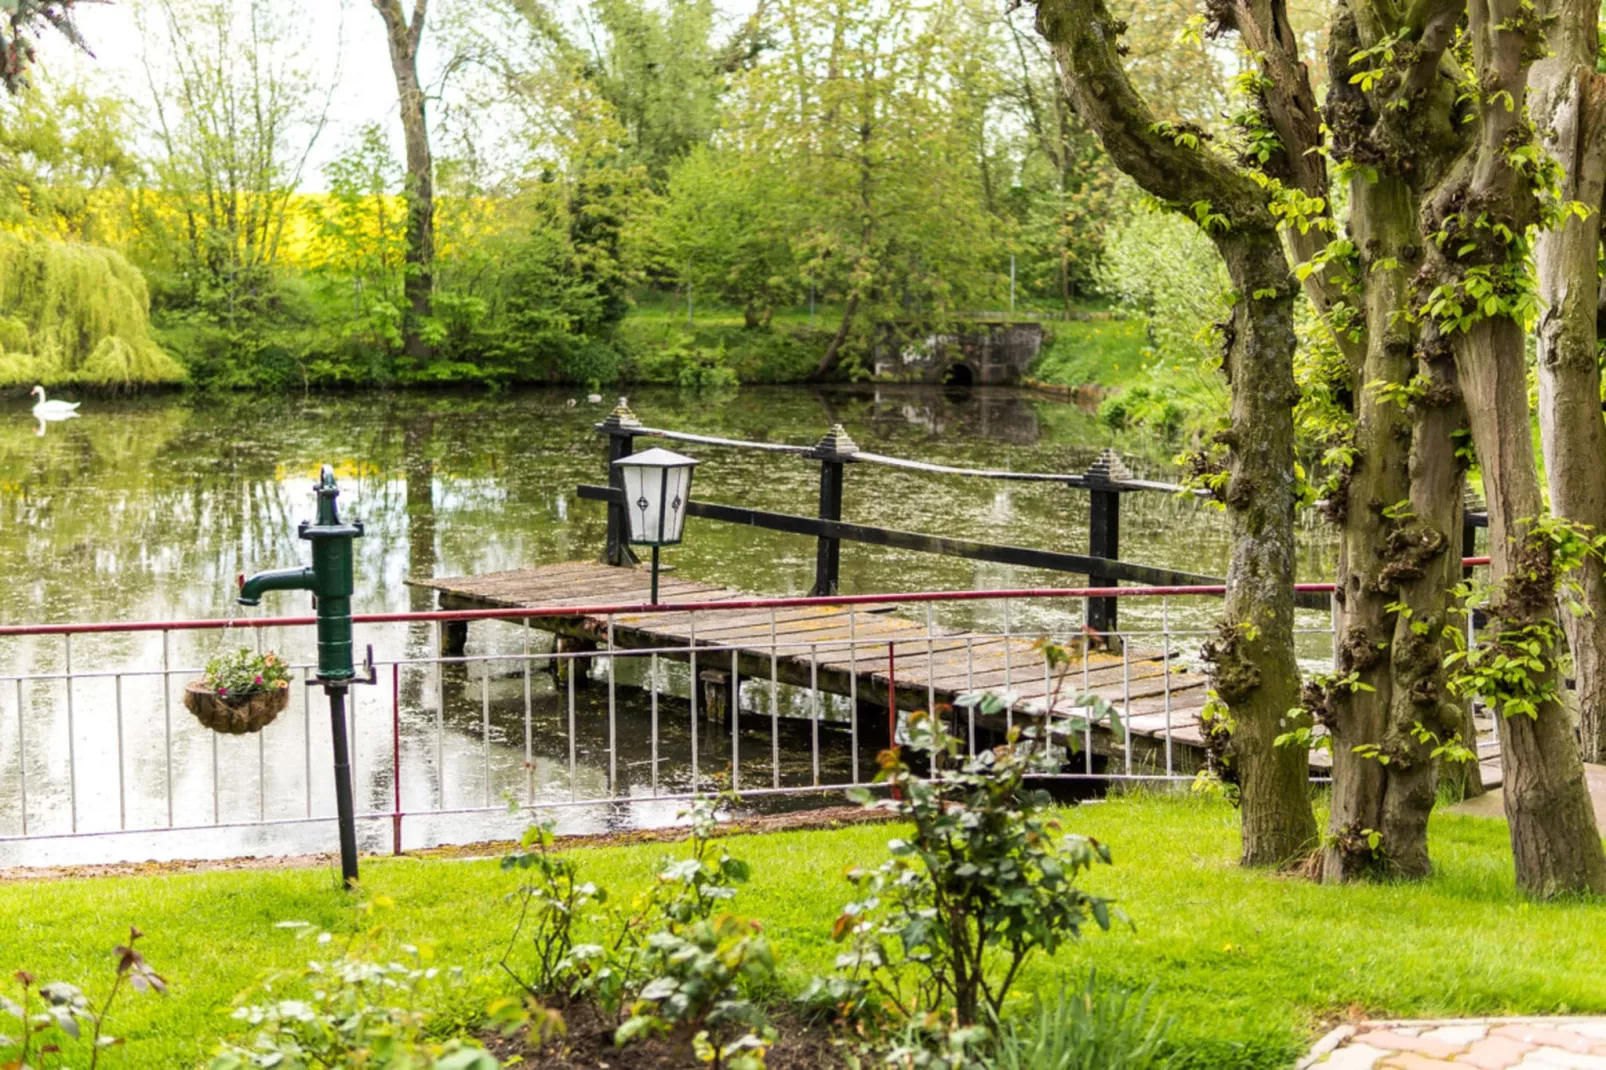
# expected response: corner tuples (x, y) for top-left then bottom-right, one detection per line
(849, 607), (859, 784)
(608, 616), (618, 797)
(211, 714), (219, 825)
(568, 650), (578, 803)
(810, 644), (820, 788)
(15, 678), (25, 837)
(482, 661), (491, 809)
(304, 668), (313, 819)
(730, 646), (741, 793)
(258, 711), (266, 823)
(1003, 598), (1013, 732)
(924, 603), (936, 727)
(650, 652), (660, 797)
(1082, 604), (1093, 775)
(64, 634), (76, 834)
(524, 620), (533, 806)
(115, 673), (126, 831)
(966, 636), (976, 757)
(1163, 597), (1173, 778)
(435, 622), (445, 811)
(392, 661), (403, 855)
(689, 613), (699, 793)
(1122, 628), (1132, 776)
(770, 609), (780, 790)
(162, 629), (173, 827)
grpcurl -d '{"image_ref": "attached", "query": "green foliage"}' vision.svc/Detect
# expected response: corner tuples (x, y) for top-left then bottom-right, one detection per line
(499, 821), (606, 1000)
(0, 0), (92, 94)
(616, 915), (775, 1069)
(818, 708), (1117, 1029)
(209, 904), (500, 1070)
(1, 926), (165, 1070)
(985, 972), (1175, 1070)
(201, 648), (291, 701)
(0, 231), (183, 387)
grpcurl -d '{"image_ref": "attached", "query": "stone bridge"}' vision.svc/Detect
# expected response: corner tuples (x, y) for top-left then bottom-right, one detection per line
(872, 321), (1045, 386)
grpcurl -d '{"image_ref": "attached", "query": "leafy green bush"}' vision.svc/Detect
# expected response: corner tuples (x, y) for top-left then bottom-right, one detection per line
(985, 972), (1174, 1070)
(818, 705), (1120, 1030)
(499, 821), (606, 1000)
(1, 926), (166, 1069)
(209, 905), (501, 1070)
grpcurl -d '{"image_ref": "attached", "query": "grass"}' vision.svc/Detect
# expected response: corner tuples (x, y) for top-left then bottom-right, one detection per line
(5, 793), (1601, 1069)
(1026, 318), (1150, 391)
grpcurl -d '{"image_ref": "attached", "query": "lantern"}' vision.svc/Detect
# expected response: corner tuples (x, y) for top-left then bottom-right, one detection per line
(612, 447), (699, 601)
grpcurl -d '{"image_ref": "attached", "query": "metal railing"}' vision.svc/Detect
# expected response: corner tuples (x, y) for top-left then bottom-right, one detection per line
(0, 576), (1495, 869)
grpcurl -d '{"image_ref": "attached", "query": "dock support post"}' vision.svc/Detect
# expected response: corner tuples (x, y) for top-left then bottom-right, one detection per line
(808, 425), (859, 596)
(599, 400), (642, 567)
(1085, 450), (1130, 642)
(700, 669), (738, 726)
(556, 637), (598, 689)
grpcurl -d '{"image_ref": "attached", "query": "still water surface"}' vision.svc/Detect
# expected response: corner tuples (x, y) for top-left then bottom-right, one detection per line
(0, 386), (1336, 866)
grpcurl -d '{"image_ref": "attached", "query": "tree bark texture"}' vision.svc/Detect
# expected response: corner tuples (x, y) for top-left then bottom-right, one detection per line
(1313, 5), (1473, 880)
(372, 0), (434, 364)
(1034, 0), (1317, 866)
(1531, 0), (1606, 766)
(1413, 0), (1606, 896)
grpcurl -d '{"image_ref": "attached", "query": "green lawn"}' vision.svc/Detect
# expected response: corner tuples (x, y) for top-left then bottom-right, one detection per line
(4, 794), (1600, 1069)
(1026, 318), (1151, 392)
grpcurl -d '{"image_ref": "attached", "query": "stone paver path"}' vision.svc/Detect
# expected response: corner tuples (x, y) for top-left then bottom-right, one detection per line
(1301, 1020), (1606, 1069)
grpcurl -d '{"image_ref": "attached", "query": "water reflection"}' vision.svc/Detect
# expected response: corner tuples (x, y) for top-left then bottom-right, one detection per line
(0, 385), (1337, 865)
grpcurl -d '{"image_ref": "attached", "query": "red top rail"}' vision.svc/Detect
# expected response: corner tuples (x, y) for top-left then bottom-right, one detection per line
(0, 557), (1492, 638)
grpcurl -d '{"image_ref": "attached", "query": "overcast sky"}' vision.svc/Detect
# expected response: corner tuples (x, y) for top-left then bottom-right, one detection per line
(43, 0), (760, 190)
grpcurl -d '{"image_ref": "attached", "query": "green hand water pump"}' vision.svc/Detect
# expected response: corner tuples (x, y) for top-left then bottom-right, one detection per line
(238, 464), (369, 885)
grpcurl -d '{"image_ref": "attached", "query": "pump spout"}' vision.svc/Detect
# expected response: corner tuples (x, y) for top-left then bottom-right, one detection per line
(238, 566), (316, 606)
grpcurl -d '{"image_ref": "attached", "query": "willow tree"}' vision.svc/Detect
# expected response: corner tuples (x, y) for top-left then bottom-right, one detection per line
(1033, 0), (1317, 865)
(1530, 0), (1606, 766)
(1414, 0), (1606, 894)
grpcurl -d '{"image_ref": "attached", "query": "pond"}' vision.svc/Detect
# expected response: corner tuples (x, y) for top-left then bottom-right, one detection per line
(0, 385), (1338, 866)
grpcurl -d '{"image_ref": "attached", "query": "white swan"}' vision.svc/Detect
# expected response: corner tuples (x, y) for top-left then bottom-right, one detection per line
(30, 385), (80, 418)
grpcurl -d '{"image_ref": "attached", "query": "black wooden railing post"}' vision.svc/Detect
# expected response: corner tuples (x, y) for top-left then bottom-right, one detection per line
(599, 399), (642, 567)
(1085, 449), (1131, 638)
(807, 425), (858, 596)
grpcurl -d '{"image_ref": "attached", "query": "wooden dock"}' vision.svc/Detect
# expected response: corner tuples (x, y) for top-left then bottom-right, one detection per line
(411, 561), (1405, 779)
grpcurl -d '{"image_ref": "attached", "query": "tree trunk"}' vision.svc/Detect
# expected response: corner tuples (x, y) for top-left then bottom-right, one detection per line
(1452, 317), (1606, 895)
(1531, 1), (1606, 766)
(1208, 233), (1322, 867)
(812, 291), (860, 379)
(372, 0), (434, 365)
(1033, 0), (1317, 865)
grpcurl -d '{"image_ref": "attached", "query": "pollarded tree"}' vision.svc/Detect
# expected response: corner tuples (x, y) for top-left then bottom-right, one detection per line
(1530, 0), (1606, 766)
(1291, 0), (1479, 880)
(1033, 0), (1318, 866)
(1414, 0), (1606, 895)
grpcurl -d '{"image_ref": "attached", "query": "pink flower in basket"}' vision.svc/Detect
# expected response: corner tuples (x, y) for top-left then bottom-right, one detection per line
(254, 675), (264, 685)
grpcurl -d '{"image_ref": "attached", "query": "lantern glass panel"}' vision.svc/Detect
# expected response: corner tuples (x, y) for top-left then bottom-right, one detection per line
(660, 463), (692, 543)
(621, 463), (664, 545)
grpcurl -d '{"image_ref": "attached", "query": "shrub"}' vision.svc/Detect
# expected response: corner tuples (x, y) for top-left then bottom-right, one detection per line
(210, 903), (504, 1070)
(499, 820), (606, 1000)
(0, 926), (166, 1069)
(985, 971), (1174, 1070)
(815, 659), (1121, 1031)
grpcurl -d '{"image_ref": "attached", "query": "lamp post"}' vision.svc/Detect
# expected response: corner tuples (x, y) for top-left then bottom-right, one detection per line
(612, 447), (699, 603)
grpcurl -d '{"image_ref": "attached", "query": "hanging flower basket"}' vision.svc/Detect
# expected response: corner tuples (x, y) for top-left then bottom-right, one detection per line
(183, 648), (292, 735)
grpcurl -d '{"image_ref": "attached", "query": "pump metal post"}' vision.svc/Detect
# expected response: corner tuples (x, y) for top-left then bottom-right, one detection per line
(239, 465), (366, 886)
